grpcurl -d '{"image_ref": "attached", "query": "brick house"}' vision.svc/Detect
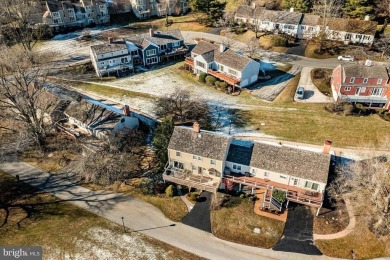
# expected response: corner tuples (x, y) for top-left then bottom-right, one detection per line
(331, 63), (390, 108)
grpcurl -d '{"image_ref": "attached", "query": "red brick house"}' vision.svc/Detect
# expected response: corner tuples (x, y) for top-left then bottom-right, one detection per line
(331, 63), (390, 109)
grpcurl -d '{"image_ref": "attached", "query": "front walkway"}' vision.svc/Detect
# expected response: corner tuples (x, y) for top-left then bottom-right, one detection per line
(0, 162), (338, 260)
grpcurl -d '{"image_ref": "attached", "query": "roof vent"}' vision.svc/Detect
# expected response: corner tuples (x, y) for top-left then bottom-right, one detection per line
(365, 59), (372, 66)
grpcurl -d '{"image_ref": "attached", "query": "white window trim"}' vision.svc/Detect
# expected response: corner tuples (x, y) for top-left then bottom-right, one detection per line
(345, 86), (351, 91)
(377, 78), (383, 85)
(146, 49), (156, 56)
(175, 151), (181, 157)
(363, 78), (368, 84)
(350, 77), (355, 83)
(210, 159), (216, 165)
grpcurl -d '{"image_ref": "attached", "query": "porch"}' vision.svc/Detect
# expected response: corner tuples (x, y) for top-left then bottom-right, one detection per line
(207, 70), (240, 86)
(159, 46), (189, 63)
(163, 164), (220, 193)
(224, 174), (323, 209)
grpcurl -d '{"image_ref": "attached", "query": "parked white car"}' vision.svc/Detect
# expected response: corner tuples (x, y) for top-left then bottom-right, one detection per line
(338, 55), (354, 61)
(296, 87), (304, 100)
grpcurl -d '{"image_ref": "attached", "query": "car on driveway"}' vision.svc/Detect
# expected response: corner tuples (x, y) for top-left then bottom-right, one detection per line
(338, 55), (354, 61)
(296, 87), (305, 100)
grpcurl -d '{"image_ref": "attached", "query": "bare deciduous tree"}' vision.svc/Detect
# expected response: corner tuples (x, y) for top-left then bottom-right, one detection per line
(246, 37), (260, 58)
(0, 46), (56, 150)
(328, 155), (390, 236)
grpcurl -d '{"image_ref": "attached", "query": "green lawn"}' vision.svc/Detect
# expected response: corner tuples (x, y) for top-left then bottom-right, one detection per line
(0, 172), (200, 259)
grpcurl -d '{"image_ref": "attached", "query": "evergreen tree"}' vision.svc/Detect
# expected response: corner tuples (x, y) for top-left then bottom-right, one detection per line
(152, 117), (174, 168)
(344, 0), (373, 18)
(281, 0), (312, 13)
(191, 0), (226, 26)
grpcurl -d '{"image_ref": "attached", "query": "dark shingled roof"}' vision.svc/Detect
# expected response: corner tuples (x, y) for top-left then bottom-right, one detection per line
(342, 64), (390, 80)
(168, 126), (231, 161)
(319, 17), (378, 35)
(301, 14), (320, 26)
(226, 140), (253, 166)
(144, 29), (184, 45)
(235, 5), (254, 19)
(90, 41), (128, 55)
(215, 49), (252, 71)
(250, 142), (331, 183)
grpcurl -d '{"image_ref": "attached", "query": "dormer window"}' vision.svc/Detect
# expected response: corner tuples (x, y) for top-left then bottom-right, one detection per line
(377, 78), (383, 84)
(363, 78), (368, 84)
(349, 77), (355, 83)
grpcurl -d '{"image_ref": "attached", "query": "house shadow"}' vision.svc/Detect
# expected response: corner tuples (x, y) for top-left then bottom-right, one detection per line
(304, 90), (314, 99)
(246, 71), (295, 91)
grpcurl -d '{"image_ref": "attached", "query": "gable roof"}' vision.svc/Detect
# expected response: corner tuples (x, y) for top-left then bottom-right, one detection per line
(215, 49), (252, 71)
(143, 29), (184, 46)
(91, 40), (128, 55)
(226, 140), (253, 166)
(319, 17), (377, 35)
(301, 14), (320, 26)
(168, 126), (231, 161)
(192, 40), (218, 55)
(342, 64), (390, 79)
(250, 142), (331, 183)
(235, 5), (254, 19)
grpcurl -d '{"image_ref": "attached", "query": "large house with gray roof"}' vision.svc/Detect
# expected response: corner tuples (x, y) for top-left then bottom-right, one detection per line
(184, 40), (260, 88)
(235, 4), (377, 45)
(163, 123), (332, 216)
(90, 29), (188, 77)
(130, 0), (189, 20)
(43, 0), (109, 31)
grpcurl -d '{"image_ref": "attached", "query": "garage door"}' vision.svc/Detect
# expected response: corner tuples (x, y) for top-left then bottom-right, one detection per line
(241, 79), (248, 87)
(250, 75), (257, 83)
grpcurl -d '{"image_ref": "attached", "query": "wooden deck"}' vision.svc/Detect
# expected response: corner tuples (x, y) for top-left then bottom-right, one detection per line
(207, 70), (240, 85)
(254, 189), (288, 222)
(224, 175), (323, 208)
(184, 57), (194, 67)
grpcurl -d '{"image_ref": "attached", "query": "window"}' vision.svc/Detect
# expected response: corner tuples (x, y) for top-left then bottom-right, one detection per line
(192, 164), (197, 171)
(293, 178), (298, 186)
(232, 164), (241, 171)
(344, 86), (351, 91)
(372, 88), (383, 96)
(146, 49), (156, 56)
(280, 175), (287, 179)
(160, 44), (167, 50)
(218, 64), (224, 72)
(100, 62), (104, 65)
(193, 155), (197, 160)
(361, 87), (366, 92)
(196, 61), (205, 69)
(176, 151), (181, 157)
(251, 168), (256, 174)
(197, 156), (202, 161)
(228, 68), (238, 76)
(305, 181), (319, 190)
(121, 57), (128, 63)
(172, 41), (180, 47)
(146, 57), (158, 64)
(377, 78), (383, 85)
(355, 87), (360, 95)
(210, 159), (216, 165)
(264, 172), (268, 178)
(173, 161), (183, 169)
(301, 26), (306, 30)
(363, 78), (368, 84)
(350, 77), (355, 83)
(120, 118), (125, 123)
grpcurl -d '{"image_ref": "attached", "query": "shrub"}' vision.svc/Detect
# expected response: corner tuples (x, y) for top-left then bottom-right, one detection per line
(139, 178), (155, 195)
(205, 75), (217, 86)
(199, 72), (207, 83)
(343, 103), (355, 116)
(215, 81), (222, 88)
(355, 103), (366, 114)
(272, 189), (286, 204)
(188, 192), (199, 202)
(219, 82), (228, 90)
(378, 109), (387, 115)
(272, 36), (288, 47)
(165, 184), (176, 197)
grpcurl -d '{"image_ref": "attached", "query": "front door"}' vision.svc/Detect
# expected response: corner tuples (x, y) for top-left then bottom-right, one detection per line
(198, 167), (203, 175)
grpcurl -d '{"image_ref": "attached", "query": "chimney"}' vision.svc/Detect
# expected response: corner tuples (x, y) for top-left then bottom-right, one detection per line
(365, 59), (372, 66)
(323, 140), (332, 154)
(220, 43), (226, 53)
(149, 28), (154, 37)
(122, 105), (131, 116)
(290, 7), (294, 13)
(193, 122), (200, 133)
(108, 37), (113, 44)
(364, 15), (370, 21)
(251, 2), (256, 9)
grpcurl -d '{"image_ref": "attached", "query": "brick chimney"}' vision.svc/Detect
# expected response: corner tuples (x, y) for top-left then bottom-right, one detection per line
(149, 28), (154, 37)
(122, 105), (131, 116)
(323, 140), (332, 154)
(108, 37), (113, 44)
(193, 122), (200, 133)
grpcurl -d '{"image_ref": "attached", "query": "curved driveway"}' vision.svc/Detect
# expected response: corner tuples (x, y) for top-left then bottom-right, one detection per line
(0, 162), (338, 260)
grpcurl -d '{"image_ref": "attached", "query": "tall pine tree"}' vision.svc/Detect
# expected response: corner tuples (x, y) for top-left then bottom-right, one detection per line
(281, 0), (312, 13)
(344, 0), (373, 18)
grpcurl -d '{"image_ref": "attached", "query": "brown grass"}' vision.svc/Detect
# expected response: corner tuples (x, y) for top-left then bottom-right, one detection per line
(305, 42), (338, 59)
(0, 172), (201, 259)
(211, 196), (284, 248)
(273, 74), (301, 103)
(312, 201), (349, 235)
(311, 69), (332, 96)
(86, 178), (188, 222)
(316, 220), (390, 259)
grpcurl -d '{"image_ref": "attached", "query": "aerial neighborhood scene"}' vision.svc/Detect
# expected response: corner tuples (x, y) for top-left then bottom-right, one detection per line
(1, 0), (390, 259)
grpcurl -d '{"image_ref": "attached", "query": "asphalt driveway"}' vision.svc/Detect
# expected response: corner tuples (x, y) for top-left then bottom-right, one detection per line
(182, 191), (212, 233)
(273, 203), (322, 255)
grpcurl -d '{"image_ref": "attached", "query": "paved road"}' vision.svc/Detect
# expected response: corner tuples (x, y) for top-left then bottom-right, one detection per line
(0, 162), (338, 260)
(294, 67), (333, 103)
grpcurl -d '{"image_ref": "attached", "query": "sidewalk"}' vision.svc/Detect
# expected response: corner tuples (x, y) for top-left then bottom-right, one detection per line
(0, 162), (337, 260)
